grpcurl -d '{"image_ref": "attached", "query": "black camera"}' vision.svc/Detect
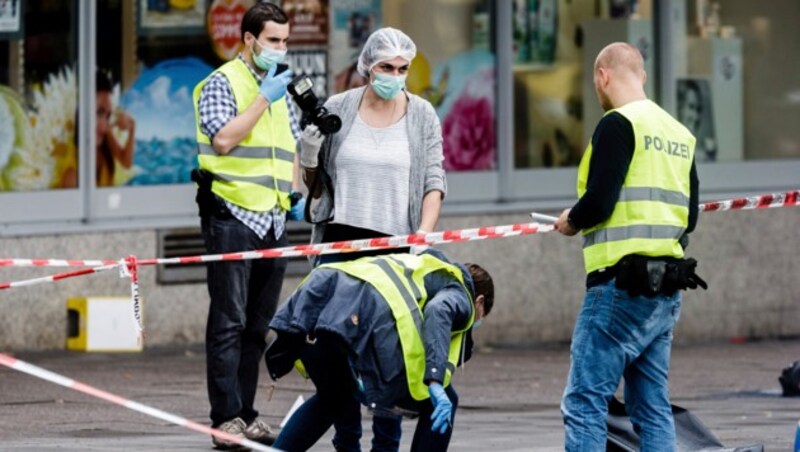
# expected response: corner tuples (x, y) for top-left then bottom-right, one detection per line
(287, 75), (342, 134)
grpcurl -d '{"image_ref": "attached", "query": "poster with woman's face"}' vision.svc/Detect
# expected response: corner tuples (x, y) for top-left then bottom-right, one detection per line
(677, 78), (717, 162)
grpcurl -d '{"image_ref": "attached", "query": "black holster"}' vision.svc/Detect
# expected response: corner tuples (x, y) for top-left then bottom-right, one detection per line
(614, 255), (708, 297)
(190, 168), (231, 219)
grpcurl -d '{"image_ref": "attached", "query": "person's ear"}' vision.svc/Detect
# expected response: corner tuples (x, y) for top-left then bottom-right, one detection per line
(641, 69), (647, 86)
(474, 294), (485, 316)
(599, 68), (611, 87)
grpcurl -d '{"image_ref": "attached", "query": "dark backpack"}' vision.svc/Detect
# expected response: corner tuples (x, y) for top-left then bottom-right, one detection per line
(779, 360), (800, 396)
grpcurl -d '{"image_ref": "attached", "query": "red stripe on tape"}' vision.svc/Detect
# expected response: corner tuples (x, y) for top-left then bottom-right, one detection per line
(294, 244), (322, 255)
(179, 256), (203, 264)
(53, 268), (96, 281)
(786, 190), (798, 206)
(408, 233), (427, 245)
(331, 241), (351, 249)
(369, 237), (391, 248)
(731, 198), (748, 209)
(757, 194), (773, 208)
(0, 354), (16, 366)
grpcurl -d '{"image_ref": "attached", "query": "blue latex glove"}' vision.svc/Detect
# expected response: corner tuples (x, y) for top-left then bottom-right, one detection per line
(259, 65), (294, 103)
(287, 194), (305, 221)
(428, 382), (453, 434)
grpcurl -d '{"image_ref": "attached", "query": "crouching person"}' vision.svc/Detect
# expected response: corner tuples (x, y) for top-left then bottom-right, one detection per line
(265, 249), (494, 452)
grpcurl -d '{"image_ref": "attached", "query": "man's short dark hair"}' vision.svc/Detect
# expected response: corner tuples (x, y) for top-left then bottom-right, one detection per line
(466, 263), (494, 315)
(241, 2), (289, 42)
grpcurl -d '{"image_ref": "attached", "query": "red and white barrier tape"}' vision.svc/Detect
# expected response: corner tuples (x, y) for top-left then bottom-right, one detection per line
(0, 190), (796, 279)
(0, 263), (121, 290)
(699, 189), (798, 212)
(0, 352), (278, 451)
(0, 223), (553, 278)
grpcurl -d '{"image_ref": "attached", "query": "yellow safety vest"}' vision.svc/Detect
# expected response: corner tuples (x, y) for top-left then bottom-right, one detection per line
(577, 99), (696, 274)
(193, 59), (295, 212)
(321, 253), (474, 401)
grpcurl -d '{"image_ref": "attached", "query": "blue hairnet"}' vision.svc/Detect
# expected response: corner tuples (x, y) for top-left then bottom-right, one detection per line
(357, 27), (417, 77)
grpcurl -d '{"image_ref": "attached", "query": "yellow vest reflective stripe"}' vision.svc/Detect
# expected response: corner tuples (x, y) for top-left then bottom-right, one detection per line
(192, 59), (296, 212)
(577, 100), (696, 273)
(323, 254), (474, 401)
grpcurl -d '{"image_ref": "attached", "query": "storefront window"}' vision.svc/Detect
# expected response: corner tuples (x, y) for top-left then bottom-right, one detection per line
(682, 0), (800, 161)
(513, 0), (654, 169)
(0, 1), (79, 192)
(385, 0), (496, 172)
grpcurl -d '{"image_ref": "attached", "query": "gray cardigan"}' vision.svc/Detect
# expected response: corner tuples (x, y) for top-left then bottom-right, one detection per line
(304, 86), (447, 245)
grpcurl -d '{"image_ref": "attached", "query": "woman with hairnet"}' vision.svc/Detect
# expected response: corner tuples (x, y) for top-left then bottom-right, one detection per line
(295, 27), (446, 451)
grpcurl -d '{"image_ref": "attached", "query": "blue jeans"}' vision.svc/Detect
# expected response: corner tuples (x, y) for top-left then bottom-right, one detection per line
(561, 280), (681, 452)
(202, 215), (288, 426)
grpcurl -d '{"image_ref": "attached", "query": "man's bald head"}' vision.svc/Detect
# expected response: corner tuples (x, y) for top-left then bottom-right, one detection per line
(592, 42), (647, 111)
(594, 42), (645, 78)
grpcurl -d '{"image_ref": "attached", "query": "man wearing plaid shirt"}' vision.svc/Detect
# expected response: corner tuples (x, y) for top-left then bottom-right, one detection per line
(192, 3), (304, 449)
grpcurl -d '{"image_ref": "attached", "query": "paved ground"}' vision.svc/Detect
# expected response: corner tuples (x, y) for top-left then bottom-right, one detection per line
(0, 339), (798, 451)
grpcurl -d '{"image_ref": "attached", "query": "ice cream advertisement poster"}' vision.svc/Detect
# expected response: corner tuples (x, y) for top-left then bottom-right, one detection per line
(0, 67), (78, 192)
(120, 57), (214, 186)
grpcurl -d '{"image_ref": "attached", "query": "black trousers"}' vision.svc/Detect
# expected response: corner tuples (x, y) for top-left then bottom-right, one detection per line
(201, 214), (288, 426)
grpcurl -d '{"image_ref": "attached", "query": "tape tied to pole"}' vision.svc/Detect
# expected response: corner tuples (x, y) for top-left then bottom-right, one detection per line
(120, 255), (143, 341)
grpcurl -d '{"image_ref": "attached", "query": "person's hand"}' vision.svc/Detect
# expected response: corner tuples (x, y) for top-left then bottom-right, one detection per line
(259, 65), (294, 104)
(287, 193), (305, 221)
(114, 110), (135, 132)
(554, 208), (579, 236)
(428, 382), (453, 434)
(299, 124), (325, 168)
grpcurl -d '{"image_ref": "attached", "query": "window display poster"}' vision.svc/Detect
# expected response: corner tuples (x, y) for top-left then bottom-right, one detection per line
(0, 67), (78, 191)
(677, 78), (717, 162)
(0, 0), (22, 39)
(513, 0), (558, 65)
(431, 50), (496, 171)
(207, 0), (255, 61)
(283, 0), (328, 47)
(329, 0), (381, 94)
(139, 0), (206, 35)
(120, 57), (214, 186)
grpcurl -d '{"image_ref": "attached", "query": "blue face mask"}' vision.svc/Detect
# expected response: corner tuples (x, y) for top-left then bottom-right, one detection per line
(371, 72), (407, 100)
(472, 318), (483, 329)
(252, 38), (286, 71)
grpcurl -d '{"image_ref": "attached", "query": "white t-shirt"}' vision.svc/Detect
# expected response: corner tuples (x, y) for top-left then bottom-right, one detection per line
(333, 113), (411, 236)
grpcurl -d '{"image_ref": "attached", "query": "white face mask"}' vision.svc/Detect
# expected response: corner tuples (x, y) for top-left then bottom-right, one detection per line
(370, 72), (407, 99)
(251, 36), (286, 71)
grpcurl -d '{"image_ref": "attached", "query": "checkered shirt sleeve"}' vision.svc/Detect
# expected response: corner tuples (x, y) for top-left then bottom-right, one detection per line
(198, 72), (237, 140)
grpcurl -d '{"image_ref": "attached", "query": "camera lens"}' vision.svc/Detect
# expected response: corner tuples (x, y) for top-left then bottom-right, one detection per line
(321, 115), (342, 134)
